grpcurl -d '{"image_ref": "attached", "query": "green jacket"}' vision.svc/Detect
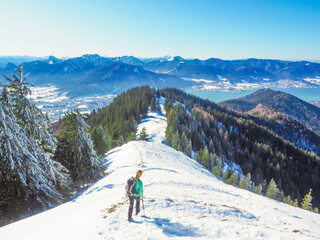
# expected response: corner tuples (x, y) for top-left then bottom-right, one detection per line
(134, 178), (143, 197)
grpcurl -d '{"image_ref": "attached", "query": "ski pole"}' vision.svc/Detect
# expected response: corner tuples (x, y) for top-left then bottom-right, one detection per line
(142, 195), (146, 217)
(116, 197), (129, 224)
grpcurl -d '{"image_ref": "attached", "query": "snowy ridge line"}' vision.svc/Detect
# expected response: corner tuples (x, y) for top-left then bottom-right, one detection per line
(1, 100), (320, 239)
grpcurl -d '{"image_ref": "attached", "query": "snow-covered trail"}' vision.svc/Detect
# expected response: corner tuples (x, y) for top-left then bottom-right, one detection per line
(1, 103), (320, 240)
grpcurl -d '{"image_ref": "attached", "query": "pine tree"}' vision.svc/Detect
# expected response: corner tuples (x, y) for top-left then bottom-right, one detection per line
(55, 111), (103, 185)
(212, 166), (221, 177)
(292, 199), (299, 207)
(266, 178), (278, 200)
(127, 131), (136, 142)
(185, 141), (192, 157)
(253, 183), (262, 195)
(73, 111), (103, 183)
(150, 97), (156, 112)
(139, 127), (149, 141)
(301, 189), (313, 211)
(180, 132), (188, 152)
(0, 87), (68, 215)
(227, 171), (237, 186)
(4, 66), (68, 187)
(201, 146), (209, 169)
(243, 173), (251, 190)
(91, 126), (109, 156)
(172, 131), (180, 151)
(222, 168), (229, 182)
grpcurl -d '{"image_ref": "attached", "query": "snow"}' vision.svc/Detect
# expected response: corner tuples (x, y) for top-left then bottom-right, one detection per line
(1, 101), (320, 240)
(27, 86), (115, 121)
(191, 78), (320, 92)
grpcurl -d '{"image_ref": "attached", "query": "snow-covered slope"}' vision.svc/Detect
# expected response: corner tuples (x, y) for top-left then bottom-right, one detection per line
(1, 104), (320, 240)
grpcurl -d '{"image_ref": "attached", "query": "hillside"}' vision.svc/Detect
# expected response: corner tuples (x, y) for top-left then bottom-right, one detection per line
(0, 104), (319, 239)
(245, 104), (320, 155)
(219, 88), (320, 134)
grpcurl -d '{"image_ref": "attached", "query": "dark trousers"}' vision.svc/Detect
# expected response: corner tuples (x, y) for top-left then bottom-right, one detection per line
(128, 196), (140, 220)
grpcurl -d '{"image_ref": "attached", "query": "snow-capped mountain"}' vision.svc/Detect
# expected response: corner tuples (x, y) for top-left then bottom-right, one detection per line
(0, 101), (319, 240)
(1, 54), (320, 96)
(0, 54), (191, 98)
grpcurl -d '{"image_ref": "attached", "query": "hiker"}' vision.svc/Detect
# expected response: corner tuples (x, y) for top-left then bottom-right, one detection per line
(127, 170), (143, 221)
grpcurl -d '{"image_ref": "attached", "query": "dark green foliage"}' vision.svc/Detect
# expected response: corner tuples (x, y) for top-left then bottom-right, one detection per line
(161, 88), (320, 209)
(54, 111), (103, 185)
(240, 173), (251, 190)
(226, 172), (238, 186)
(219, 88), (320, 136)
(172, 131), (180, 150)
(150, 97), (156, 112)
(185, 141), (192, 157)
(91, 126), (111, 156)
(86, 86), (155, 151)
(139, 127), (149, 141)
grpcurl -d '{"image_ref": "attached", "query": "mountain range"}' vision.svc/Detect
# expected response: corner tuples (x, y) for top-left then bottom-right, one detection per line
(1, 54), (320, 96)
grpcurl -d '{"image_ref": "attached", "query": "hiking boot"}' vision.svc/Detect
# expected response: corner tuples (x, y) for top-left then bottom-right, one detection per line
(128, 218), (134, 222)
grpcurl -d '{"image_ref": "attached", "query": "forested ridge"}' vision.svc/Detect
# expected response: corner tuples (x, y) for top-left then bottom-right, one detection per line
(85, 86), (320, 210)
(161, 88), (320, 209)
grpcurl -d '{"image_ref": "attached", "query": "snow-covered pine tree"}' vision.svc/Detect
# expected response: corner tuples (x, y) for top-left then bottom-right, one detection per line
(73, 111), (104, 184)
(0, 88), (64, 216)
(54, 111), (103, 185)
(4, 66), (69, 193)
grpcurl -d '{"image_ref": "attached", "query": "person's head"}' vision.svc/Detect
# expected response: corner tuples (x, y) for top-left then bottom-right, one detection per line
(136, 169), (143, 179)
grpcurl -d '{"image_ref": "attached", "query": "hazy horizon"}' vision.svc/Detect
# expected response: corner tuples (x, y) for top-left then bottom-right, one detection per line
(0, 0), (319, 61)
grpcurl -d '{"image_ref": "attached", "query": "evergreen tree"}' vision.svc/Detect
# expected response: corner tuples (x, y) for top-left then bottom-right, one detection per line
(91, 126), (109, 156)
(180, 132), (188, 152)
(227, 171), (237, 186)
(201, 146), (209, 169)
(73, 111), (103, 183)
(212, 166), (221, 177)
(127, 131), (136, 142)
(194, 151), (201, 163)
(172, 131), (180, 151)
(301, 189), (313, 211)
(139, 127), (149, 141)
(54, 111), (103, 185)
(253, 183), (262, 195)
(244, 173), (251, 190)
(266, 178), (278, 200)
(0, 87), (68, 217)
(150, 97), (156, 112)
(292, 199), (299, 207)
(222, 168), (229, 182)
(185, 141), (192, 157)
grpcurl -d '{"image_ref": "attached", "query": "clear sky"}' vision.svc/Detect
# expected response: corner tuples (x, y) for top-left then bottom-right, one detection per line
(0, 0), (319, 60)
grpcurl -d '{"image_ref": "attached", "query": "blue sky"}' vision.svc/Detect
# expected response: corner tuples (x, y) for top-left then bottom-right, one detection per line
(0, 0), (319, 60)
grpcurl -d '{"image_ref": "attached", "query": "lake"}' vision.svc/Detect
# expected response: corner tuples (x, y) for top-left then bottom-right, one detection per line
(184, 87), (320, 103)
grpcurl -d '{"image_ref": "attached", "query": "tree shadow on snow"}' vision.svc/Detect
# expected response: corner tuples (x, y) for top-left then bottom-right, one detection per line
(152, 217), (204, 237)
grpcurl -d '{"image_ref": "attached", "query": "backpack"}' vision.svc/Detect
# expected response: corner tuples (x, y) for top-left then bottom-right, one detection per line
(126, 177), (138, 196)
